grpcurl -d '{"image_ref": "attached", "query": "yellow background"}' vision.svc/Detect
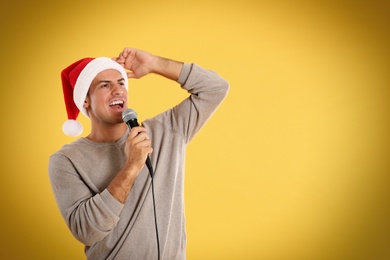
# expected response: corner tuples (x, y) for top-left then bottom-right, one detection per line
(1, 1), (389, 259)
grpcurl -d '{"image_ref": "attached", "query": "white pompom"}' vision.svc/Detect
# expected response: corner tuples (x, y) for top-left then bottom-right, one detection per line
(62, 120), (83, 137)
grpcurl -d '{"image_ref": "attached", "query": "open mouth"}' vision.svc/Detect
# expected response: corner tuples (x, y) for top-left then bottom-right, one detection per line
(109, 100), (124, 109)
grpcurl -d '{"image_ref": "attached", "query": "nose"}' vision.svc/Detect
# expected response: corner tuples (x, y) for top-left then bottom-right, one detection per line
(112, 84), (125, 95)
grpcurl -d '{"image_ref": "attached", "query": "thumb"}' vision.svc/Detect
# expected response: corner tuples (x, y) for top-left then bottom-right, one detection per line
(127, 71), (137, 79)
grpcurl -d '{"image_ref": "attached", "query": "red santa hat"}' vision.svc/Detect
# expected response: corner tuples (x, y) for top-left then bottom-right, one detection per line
(61, 57), (128, 136)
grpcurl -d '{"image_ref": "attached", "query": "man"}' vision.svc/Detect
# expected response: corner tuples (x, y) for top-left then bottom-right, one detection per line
(49, 48), (229, 259)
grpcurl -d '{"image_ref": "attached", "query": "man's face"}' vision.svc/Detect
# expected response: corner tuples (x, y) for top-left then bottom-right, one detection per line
(84, 69), (128, 125)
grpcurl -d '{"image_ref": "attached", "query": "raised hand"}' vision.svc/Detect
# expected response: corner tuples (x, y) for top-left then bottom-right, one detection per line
(113, 48), (157, 79)
(113, 47), (184, 81)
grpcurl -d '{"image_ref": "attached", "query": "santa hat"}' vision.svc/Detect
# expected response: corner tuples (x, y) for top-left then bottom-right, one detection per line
(61, 57), (128, 136)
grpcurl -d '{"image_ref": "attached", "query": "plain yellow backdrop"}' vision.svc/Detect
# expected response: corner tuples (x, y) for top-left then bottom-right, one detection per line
(0, 1), (389, 259)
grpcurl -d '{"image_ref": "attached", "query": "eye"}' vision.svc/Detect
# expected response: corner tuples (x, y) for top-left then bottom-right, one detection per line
(101, 83), (109, 88)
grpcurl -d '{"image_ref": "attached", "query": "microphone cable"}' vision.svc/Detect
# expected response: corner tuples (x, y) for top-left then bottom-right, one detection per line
(146, 163), (160, 260)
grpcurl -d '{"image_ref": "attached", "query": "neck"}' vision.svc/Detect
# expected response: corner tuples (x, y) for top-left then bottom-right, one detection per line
(87, 122), (128, 143)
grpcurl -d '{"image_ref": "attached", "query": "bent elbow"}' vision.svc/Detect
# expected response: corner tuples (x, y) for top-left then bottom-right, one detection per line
(70, 221), (111, 246)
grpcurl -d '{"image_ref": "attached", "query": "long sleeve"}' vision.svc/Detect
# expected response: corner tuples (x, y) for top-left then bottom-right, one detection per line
(49, 140), (126, 246)
(154, 63), (229, 144)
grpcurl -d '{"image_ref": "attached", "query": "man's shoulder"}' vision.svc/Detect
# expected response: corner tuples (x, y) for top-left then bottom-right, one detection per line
(50, 138), (88, 159)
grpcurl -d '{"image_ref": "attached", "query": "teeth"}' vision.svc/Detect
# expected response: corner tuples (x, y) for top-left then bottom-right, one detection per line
(110, 100), (124, 106)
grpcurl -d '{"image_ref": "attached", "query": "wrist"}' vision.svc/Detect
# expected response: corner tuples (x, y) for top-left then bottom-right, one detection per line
(151, 56), (183, 81)
(122, 161), (141, 176)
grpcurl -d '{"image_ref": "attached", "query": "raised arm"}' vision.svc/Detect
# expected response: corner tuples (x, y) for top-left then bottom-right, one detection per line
(113, 48), (183, 81)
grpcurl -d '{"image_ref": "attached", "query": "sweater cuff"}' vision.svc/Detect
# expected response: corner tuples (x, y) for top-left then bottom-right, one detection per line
(100, 189), (124, 217)
(177, 63), (192, 85)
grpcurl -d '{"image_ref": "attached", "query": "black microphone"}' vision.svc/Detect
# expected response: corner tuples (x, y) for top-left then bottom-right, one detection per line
(122, 108), (154, 177)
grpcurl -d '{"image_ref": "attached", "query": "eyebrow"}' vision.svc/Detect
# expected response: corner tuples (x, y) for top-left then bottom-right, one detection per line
(98, 78), (125, 84)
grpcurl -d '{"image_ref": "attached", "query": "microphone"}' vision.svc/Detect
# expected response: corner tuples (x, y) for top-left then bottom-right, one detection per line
(122, 108), (154, 177)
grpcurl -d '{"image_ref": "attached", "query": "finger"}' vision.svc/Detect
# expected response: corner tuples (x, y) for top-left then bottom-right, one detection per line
(120, 48), (131, 59)
(114, 56), (123, 62)
(128, 126), (147, 138)
(114, 54), (125, 62)
(114, 51), (125, 63)
(112, 57), (124, 67)
(122, 48), (131, 55)
(126, 72), (137, 79)
(146, 146), (153, 155)
(133, 132), (150, 144)
(137, 138), (152, 148)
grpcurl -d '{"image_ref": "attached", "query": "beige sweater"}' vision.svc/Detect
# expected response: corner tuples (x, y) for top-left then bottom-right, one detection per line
(49, 63), (229, 260)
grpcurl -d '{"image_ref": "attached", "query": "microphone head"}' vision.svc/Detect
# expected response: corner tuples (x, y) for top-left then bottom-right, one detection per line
(122, 108), (138, 123)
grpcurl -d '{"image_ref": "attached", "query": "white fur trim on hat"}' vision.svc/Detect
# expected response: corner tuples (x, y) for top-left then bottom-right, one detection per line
(62, 119), (84, 137)
(73, 57), (128, 119)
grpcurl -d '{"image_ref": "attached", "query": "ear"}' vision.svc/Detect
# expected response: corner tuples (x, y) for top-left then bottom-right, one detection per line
(83, 96), (90, 109)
